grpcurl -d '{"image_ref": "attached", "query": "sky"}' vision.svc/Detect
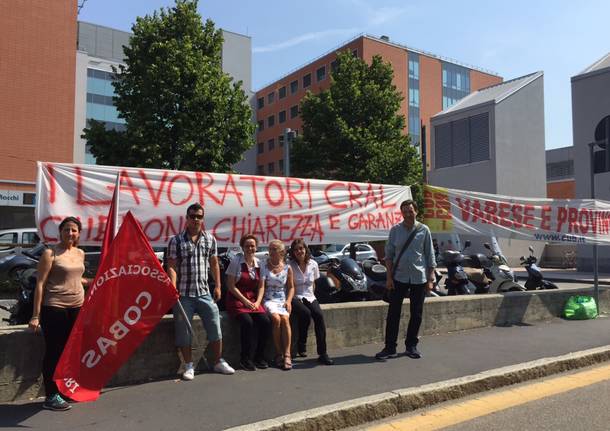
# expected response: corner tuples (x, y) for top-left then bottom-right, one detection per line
(78, 0), (610, 150)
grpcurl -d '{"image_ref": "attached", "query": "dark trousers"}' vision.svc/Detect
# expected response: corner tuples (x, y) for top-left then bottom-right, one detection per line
(236, 312), (271, 361)
(384, 281), (426, 351)
(291, 297), (327, 356)
(40, 305), (80, 396)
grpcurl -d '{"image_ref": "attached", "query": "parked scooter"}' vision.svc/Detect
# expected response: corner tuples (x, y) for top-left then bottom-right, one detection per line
(442, 249), (473, 295)
(483, 243), (525, 293)
(315, 257), (368, 303)
(520, 246), (559, 290)
(361, 257), (446, 299)
(0, 268), (36, 325)
(460, 241), (492, 294)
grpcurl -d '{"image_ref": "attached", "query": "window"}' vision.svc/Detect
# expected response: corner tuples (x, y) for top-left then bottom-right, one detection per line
(267, 92), (275, 104)
(442, 62), (470, 109)
(268, 162), (275, 174)
(279, 86), (286, 99)
(352, 49), (358, 57)
(268, 138), (275, 151)
(290, 80), (298, 94)
(408, 88), (420, 107)
(257, 120), (264, 131)
(0, 233), (17, 250)
(547, 161), (574, 180)
(330, 60), (338, 73)
(278, 135), (285, 147)
(303, 73), (311, 88)
(267, 115), (275, 127)
(316, 66), (326, 82)
(278, 110), (286, 123)
(279, 159), (284, 173)
(257, 142), (264, 154)
(434, 112), (489, 168)
(257, 165), (264, 175)
(257, 97), (264, 109)
(290, 105), (299, 119)
(23, 232), (40, 244)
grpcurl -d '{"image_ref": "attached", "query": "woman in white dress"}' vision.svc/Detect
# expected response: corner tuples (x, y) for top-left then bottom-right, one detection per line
(259, 240), (295, 370)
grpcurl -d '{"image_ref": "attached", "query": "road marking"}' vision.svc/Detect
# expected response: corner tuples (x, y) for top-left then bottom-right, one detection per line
(367, 363), (610, 431)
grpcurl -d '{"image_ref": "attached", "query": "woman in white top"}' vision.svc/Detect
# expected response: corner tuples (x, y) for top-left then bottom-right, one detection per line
(259, 240), (295, 370)
(288, 239), (334, 366)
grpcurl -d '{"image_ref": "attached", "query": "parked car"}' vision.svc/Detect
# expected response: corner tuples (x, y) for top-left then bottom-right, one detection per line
(0, 228), (40, 258)
(321, 243), (378, 262)
(0, 243), (45, 282)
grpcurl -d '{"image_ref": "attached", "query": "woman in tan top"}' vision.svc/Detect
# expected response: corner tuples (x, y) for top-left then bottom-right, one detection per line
(29, 216), (90, 411)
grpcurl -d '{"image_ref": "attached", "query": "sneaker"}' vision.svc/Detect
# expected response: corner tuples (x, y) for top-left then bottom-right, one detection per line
(42, 394), (71, 411)
(405, 346), (422, 359)
(318, 354), (334, 365)
(375, 347), (398, 360)
(182, 363), (195, 380)
(213, 358), (235, 375)
(240, 358), (256, 371)
(254, 358), (269, 369)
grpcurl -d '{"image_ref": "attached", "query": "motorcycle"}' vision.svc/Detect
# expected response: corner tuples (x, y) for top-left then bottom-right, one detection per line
(442, 240), (491, 295)
(483, 243), (525, 293)
(360, 257), (446, 299)
(520, 246), (559, 290)
(315, 256), (369, 303)
(1, 267), (37, 325)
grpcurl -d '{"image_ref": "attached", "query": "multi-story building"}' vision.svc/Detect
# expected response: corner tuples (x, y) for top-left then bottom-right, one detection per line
(546, 146), (575, 199)
(572, 52), (610, 271)
(0, 0), (78, 228)
(253, 34), (502, 176)
(0, 0), (253, 229)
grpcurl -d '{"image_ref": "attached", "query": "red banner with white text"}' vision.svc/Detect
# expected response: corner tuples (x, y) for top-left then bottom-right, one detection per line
(35, 162), (411, 246)
(53, 211), (179, 401)
(424, 185), (610, 245)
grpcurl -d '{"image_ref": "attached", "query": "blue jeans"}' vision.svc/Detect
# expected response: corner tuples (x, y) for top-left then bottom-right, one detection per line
(173, 294), (222, 347)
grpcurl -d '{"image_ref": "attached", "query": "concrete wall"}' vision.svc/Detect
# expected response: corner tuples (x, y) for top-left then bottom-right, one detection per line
(572, 67), (610, 271)
(1, 286), (607, 403)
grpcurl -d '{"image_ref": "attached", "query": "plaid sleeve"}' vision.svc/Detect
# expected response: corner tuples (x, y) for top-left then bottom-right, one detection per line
(210, 234), (217, 257)
(167, 236), (178, 260)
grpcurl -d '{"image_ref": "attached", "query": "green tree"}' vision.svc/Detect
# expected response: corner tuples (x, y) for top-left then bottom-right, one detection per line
(291, 50), (423, 203)
(83, 0), (254, 171)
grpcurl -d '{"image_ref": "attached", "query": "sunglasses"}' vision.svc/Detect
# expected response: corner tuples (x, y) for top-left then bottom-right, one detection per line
(187, 214), (204, 220)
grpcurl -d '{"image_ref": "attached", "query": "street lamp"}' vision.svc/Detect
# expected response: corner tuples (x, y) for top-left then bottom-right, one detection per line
(588, 115), (610, 314)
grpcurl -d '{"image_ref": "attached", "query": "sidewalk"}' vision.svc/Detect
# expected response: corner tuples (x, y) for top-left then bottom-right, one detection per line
(1, 317), (610, 431)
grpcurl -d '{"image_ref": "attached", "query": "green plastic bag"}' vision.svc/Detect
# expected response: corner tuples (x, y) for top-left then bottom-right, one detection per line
(563, 295), (598, 320)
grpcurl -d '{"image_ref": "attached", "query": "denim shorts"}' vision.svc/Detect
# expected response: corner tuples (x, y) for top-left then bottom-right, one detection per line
(173, 294), (222, 347)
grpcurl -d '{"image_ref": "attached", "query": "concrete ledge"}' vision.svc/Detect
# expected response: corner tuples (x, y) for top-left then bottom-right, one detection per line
(1, 285), (608, 402)
(225, 345), (610, 431)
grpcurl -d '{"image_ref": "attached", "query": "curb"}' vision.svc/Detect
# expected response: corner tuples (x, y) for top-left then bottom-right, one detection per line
(226, 345), (610, 431)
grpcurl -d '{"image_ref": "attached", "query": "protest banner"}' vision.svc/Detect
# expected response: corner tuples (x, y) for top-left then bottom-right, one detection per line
(424, 185), (610, 245)
(53, 211), (179, 401)
(36, 162), (411, 246)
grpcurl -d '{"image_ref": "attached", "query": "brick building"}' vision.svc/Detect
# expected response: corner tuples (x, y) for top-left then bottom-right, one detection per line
(0, 0), (78, 227)
(254, 34), (502, 176)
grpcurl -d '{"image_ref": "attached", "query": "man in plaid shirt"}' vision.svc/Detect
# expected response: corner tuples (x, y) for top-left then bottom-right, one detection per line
(167, 203), (234, 380)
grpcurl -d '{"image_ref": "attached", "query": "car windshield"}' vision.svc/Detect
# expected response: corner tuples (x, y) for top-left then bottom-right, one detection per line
(324, 244), (344, 252)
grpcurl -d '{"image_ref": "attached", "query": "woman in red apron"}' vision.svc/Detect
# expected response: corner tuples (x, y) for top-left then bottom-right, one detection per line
(225, 234), (271, 371)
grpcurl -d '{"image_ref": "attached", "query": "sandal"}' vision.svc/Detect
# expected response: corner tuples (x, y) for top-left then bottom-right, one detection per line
(283, 355), (292, 370)
(275, 354), (284, 369)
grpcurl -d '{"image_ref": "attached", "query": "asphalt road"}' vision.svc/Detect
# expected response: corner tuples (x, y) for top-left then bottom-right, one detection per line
(2, 316), (610, 431)
(362, 364), (610, 431)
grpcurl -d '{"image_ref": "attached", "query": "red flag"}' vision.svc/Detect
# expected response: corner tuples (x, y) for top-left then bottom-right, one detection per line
(54, 211), (179, 401)
(100, 173), (120, 264)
